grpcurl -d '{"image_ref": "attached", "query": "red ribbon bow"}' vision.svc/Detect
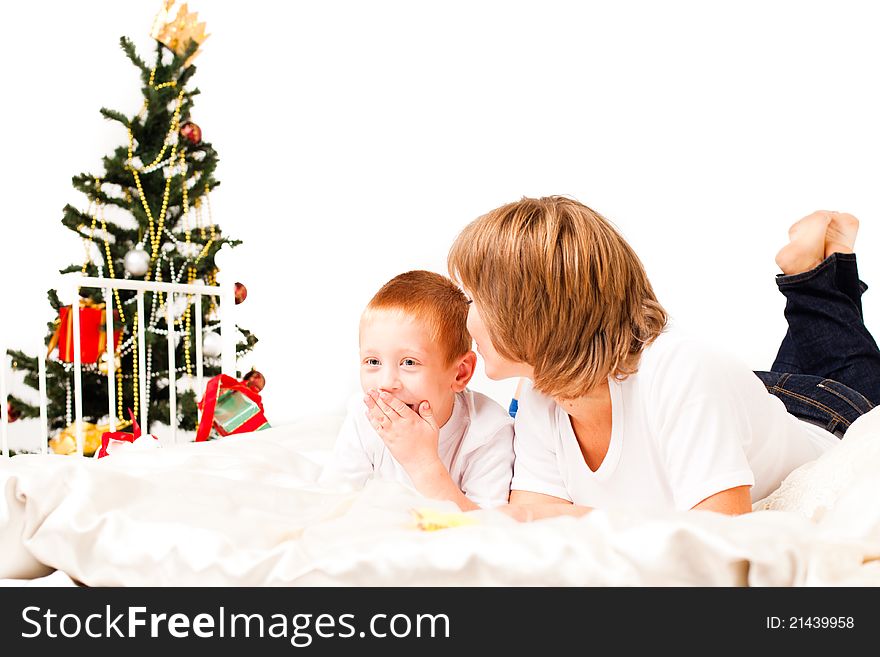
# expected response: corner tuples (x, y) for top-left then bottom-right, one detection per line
(97, 409), (143, 458)
(195, 374), (267, 442)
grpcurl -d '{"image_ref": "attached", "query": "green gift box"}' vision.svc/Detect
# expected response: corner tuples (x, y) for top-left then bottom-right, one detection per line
(213, 388), (271, 435)
(196, 374), (271, 442)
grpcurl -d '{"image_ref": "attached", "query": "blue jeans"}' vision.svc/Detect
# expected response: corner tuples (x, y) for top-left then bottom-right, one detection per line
(754, 252), (880, 438)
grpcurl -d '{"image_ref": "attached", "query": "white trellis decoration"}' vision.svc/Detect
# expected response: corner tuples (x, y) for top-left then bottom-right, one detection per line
(1, 254), (236, 457)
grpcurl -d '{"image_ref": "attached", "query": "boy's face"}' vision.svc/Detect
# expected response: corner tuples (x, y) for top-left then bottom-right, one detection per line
(359, 309), (468, 427)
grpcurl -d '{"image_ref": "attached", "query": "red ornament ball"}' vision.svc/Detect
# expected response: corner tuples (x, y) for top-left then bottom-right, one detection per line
(234, 282), (247, 305)
(180, 121), (202, 145)
(7, 401), (21, 423)
(243, 370), (265, 393)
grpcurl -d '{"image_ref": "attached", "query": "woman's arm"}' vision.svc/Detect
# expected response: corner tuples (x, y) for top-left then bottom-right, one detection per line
(645, 340), (761, 513)
(505, 490), (592, 521)
(507, 487), (750, 520)
(690, 485), (752, 515)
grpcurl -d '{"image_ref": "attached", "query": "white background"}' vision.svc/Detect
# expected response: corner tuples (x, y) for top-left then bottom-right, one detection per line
(2, 0), (880, 448)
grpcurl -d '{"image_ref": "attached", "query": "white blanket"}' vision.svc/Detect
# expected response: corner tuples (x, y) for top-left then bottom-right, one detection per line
(1, 410), (879, 586)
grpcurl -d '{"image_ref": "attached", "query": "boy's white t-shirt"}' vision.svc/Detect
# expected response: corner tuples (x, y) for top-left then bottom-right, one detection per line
(321, 389), (514, 508)
(511, 326), (840, 512)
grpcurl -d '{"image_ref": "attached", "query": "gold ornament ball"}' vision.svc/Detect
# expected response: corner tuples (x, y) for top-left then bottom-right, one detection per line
(98, 353), (122, 375)
(50, 422), (104, 456)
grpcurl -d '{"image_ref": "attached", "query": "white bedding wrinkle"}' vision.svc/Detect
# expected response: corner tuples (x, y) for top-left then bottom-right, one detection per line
(0, 409), (878, 586)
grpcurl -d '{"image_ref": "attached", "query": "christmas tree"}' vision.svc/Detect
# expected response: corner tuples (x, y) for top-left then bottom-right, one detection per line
(6, 1), (257, 452)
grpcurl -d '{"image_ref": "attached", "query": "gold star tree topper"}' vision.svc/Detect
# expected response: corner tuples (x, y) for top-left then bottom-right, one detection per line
(150, 0), (209, 67)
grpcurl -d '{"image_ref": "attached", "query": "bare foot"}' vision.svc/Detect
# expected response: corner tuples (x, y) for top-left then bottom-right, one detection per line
(825, 212), (859, 258)
(775, 211), (832, 275)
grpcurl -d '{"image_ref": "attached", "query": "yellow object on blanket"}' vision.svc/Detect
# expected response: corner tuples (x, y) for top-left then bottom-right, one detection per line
(49, 421), (116, 456)
(412, 508), (478, 532)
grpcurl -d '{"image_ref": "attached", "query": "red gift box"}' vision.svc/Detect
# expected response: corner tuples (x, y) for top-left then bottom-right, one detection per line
(48, 300), (122, 364)
(196, 374), (270, 442)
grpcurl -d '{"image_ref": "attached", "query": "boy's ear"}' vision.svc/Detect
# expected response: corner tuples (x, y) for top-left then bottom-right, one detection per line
(451, 351), (477, 392)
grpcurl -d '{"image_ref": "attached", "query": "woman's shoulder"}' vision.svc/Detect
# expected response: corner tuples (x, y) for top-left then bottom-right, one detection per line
(643, 321), (710, 353)
(633, 322), (760, 405)
(516, 378), (553, 406)
(639, 322), (745, 375)
(512, 379), (560, 436)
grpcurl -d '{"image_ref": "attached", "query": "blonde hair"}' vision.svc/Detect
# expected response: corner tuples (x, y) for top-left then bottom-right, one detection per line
(364, 270), (472, 365)
(447, 196), (667, 398)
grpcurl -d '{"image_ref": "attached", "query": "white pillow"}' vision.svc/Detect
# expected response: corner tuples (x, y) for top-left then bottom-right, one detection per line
(754, 406), (880, 533)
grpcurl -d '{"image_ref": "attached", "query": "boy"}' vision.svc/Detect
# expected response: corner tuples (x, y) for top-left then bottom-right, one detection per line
(320, 270), (514, 509)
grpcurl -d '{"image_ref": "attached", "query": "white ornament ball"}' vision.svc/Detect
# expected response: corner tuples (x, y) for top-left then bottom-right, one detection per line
(202, 332), (222, 358)
(124, 248), (151, 277)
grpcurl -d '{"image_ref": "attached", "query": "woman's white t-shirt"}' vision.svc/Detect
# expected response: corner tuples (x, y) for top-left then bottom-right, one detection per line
(511, 326), (839, 511)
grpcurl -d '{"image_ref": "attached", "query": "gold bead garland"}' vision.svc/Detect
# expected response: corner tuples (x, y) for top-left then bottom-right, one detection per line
(197, 186), (218, 314)
(183, 279), (193, 379)
(197, 196), (206, 241)
(92, 179), (127, 324)
(118, 65), (216, 408)
(117, 366), (124, 421)
(101, 228), (127, 325)
(180, 151), (194, 379)
(131, 311), (139, 417)
(79, 178), (127, 334)
(71, 65), (219, 423)
(75, 180), (130, 421)
(125, 67), (185, 281)
(135, 69), (181, 172)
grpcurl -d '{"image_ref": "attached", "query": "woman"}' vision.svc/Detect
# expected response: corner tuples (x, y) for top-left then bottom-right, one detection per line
(366, 197), (878, 517)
